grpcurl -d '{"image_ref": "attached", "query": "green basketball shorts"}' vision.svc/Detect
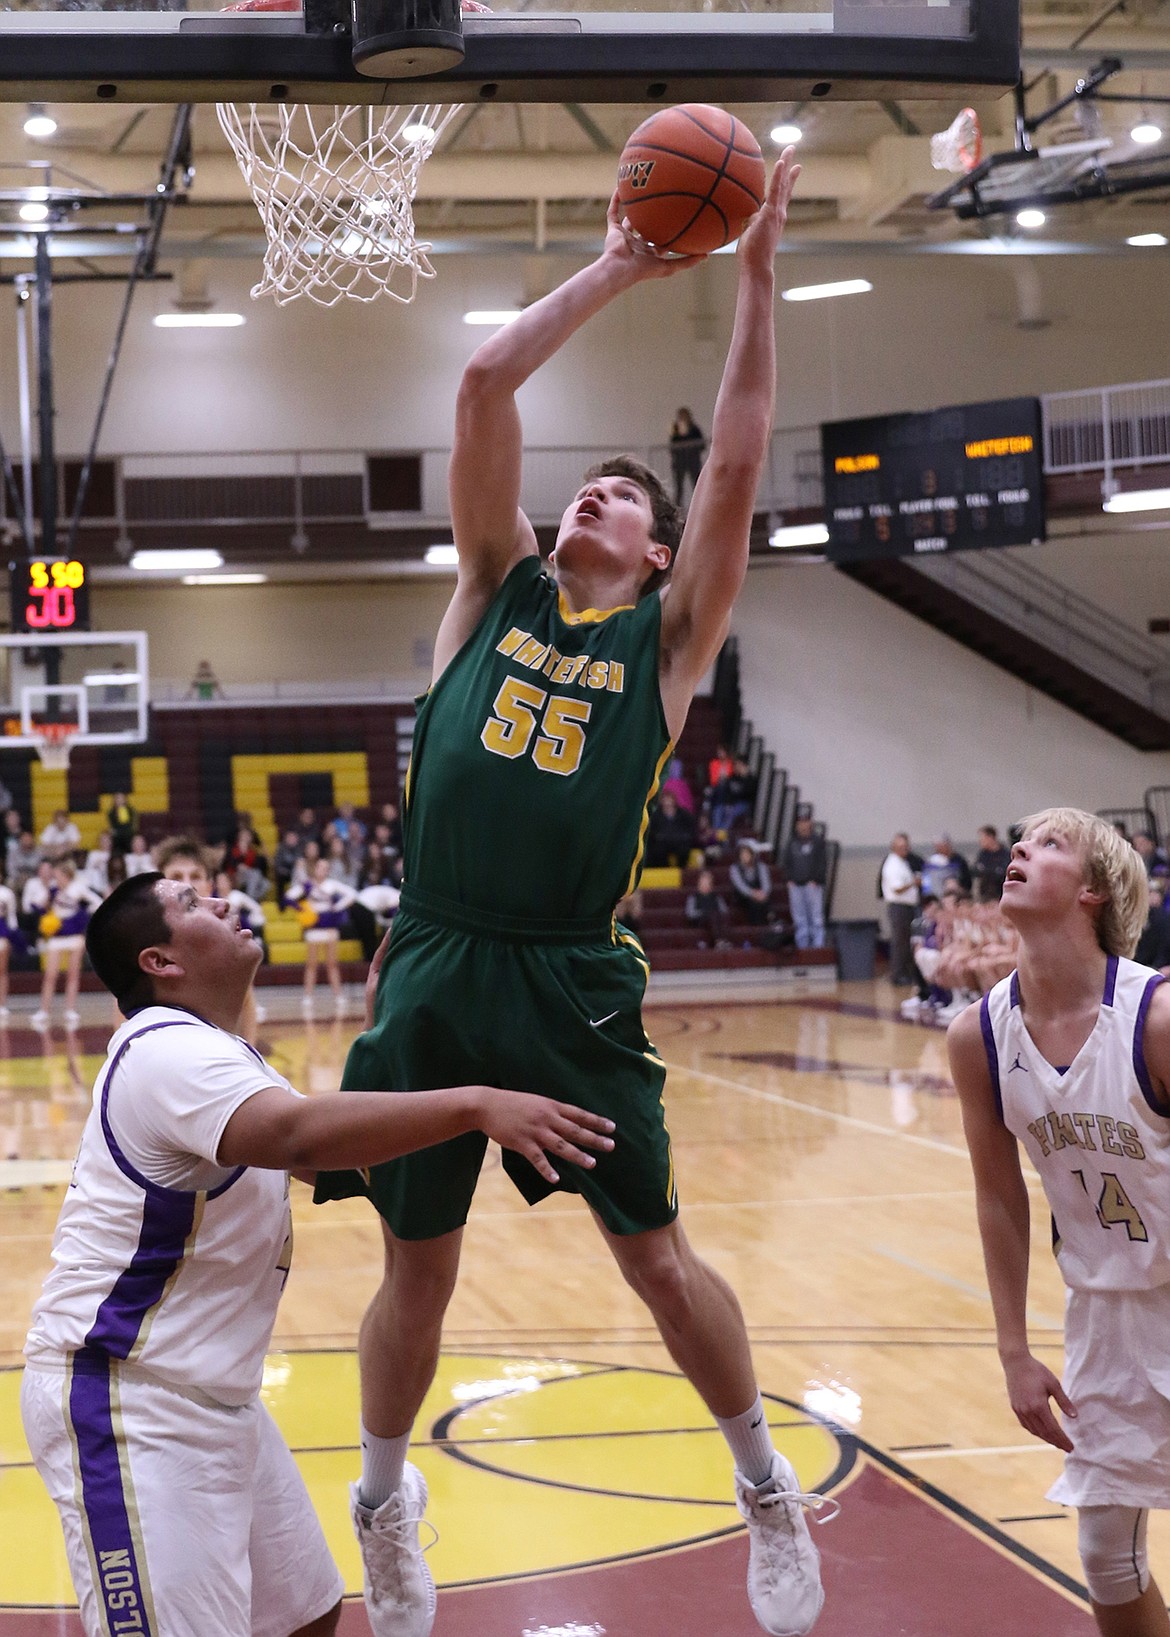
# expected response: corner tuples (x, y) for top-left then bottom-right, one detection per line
(312, 887), (678, 1240)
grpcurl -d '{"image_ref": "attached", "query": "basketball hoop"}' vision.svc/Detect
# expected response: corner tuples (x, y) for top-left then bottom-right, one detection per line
(33, 721), (79, 772)
(930, 107), (984, 174)
(217, 0), (490, 307)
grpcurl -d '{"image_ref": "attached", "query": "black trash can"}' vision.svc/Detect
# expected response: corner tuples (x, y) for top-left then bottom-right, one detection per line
(832, 919), (878, 982)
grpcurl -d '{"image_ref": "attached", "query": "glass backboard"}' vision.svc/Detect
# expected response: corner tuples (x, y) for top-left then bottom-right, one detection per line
(0, 0), (1019, 107)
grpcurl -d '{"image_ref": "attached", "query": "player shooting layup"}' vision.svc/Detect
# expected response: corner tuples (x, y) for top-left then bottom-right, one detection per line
(951, 809), (1170, 1637)
(315, 150), (835, 1637)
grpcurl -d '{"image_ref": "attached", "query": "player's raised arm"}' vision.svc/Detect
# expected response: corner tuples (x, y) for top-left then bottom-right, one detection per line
(948, 1005), (1076, 1453)
(658, 150), (800, 734)
(439, 196), (701, 674)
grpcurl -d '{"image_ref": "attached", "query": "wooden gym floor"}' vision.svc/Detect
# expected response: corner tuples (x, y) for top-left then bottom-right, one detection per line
(0, 982), (1140, 1634)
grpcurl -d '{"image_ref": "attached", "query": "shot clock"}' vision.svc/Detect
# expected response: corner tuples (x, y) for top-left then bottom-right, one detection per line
(9, 558), (91, 632)
(821, 397), (1046, 564)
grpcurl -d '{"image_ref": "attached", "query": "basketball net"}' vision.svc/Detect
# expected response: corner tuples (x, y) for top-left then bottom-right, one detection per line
(34, 721), (78, 772)
(217, 0), (490, 307)
(929, 107), (984, 174)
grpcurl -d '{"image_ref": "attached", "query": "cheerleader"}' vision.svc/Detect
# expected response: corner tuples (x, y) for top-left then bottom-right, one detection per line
(31, 861), (102, 1028)
(286, 856), (356, 1011)
(0, 879), (25, 1019)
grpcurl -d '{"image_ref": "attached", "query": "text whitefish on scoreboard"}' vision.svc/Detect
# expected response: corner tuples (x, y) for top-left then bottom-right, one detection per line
(820, 397), (1046, 564)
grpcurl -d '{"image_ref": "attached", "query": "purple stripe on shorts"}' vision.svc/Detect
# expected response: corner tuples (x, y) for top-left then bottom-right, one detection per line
(1103, 953), (1119, 1007)
(1133, 973), (1167, 1117)
(1009, 971), (1020, 1009)
(84, 1189), (197, 1358)
(69, 1352), (156, 1636)
(980, 993), (1003, 1121)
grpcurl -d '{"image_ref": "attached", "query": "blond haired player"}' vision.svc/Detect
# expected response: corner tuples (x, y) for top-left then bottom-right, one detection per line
(950, 808), (1170, 1636)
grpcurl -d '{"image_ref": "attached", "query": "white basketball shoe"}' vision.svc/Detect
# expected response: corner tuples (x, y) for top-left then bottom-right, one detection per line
(350, 1463), (437, 1637)
(734, 1451), (838, 1636)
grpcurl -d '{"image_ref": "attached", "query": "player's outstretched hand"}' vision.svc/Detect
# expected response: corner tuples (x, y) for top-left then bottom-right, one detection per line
(1002, 1351), (1077, 1453)
(602, 188), (706, 281)
(737, 145), (801, 276)
(477, 1088), (616, 1183)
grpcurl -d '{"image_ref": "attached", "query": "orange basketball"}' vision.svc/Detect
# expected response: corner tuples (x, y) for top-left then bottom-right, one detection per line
(616, 104), (766, 258)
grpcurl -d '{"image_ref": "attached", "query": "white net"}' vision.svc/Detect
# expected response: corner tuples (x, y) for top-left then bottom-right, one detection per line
(216, 101), (459, 306)
(929, 107), (984, 174)
(34, 729), (77, 771)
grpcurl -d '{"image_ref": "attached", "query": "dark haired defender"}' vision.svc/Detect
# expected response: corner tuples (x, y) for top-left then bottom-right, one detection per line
(314, 155), (835, 1637)
(21, 874), (614, 1637)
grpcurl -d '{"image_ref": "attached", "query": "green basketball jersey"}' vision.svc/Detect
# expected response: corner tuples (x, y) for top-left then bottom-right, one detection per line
(403, 555), (673, 924)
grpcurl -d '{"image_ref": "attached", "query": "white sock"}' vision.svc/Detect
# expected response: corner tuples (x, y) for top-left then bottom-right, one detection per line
(358, 1424), (411, 1510)
(716, 1393), (776, 1488)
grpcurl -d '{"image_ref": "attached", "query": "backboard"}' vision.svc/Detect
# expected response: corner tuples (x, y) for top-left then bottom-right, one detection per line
(0, 0), (1020, 108)
(0, 631), (148, 752)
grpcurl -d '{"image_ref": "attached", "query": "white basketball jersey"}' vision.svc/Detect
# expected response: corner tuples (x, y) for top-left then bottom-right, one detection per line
(988, 955), (1170, 1292)
(26, 1008), (294, 1406)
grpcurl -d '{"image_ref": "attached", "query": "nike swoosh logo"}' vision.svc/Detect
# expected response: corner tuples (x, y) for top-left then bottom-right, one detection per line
(750, 1416), (763, 1429)
(590, 1010), (619, 1028)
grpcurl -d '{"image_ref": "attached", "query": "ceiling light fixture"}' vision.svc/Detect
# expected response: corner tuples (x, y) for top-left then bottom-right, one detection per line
(1127, 232), (1168, 247)
(131, 549), (225, 572)
(781, 279), (872, 303)
(152, 312), (245, 328)
(18, 202), (50, 223)
(770, 123), (803, 145)
(1131, 121), (1163, 146)
(424, 544), (459, 565)
(1015, 207), (1046, 228)
(182, 573), (269, 585)
(1102, 487), (1170, 514)
(769, 522), (830, 549)
(23, 105), (57, 139)
(401, 120), (436, 142)
(462, 310), (522, 326)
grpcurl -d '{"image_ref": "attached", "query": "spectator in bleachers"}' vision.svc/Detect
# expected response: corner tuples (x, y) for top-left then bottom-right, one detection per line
(187, 658), (224, 701)
(286, 856), (357, 1013)
(660, 757), (696, 814)
(226, 825), (270, 901)
(921, 835), (971, 899)
(326, 835), (358, 889)
(31, 860), (102, 1029)
(358, 840), (391, 889)
(333, 801), (367, 857)
(1133, 831), (1170, 878)
(971, 824), (1011, 902)
(730, 841), (774, 927)
(7, 827), (39, 895)
(707, 744), (734, 793)
(379, 802), (404, 856)
(881, 832), (920, 986)
(295, 806), (321, 848)
(1136, 877), (1170, 974)
(711, 757), (756, 837)
(84, 831), (113, 896)
(291, 839), (321, 891)
(0, 776), (12, 819)
(105, 853), (127, 895)
(782, 812), (827, 950)
(669, 407), (706, 507)
(645, 790), (697, 869)
(39, 809), (81, 865)
(685, 868), (729, 948)
(1, 810), (20, 862)
(694, 811), (725, 864)
(273, 828), (301, 902)
(106, 793), (137, 857)
(124, 835), (154, 878)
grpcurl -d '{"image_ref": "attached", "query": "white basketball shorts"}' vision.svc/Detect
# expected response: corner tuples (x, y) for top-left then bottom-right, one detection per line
(1049, 1284), (1170, 1510)
(21, 1355), (344, 1637)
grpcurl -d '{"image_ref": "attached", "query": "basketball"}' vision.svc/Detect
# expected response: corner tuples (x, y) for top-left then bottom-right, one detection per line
(616, 104), (766, 258)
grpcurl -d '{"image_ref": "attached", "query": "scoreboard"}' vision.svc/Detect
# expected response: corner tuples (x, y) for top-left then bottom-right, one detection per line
(820, 397), (1046, 564)
(8, 558), (91, 633)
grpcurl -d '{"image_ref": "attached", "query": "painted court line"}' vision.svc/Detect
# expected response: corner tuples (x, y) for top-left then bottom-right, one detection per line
(663, 1059), (972, 1157)
(904, 1444), (1058, 1460)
